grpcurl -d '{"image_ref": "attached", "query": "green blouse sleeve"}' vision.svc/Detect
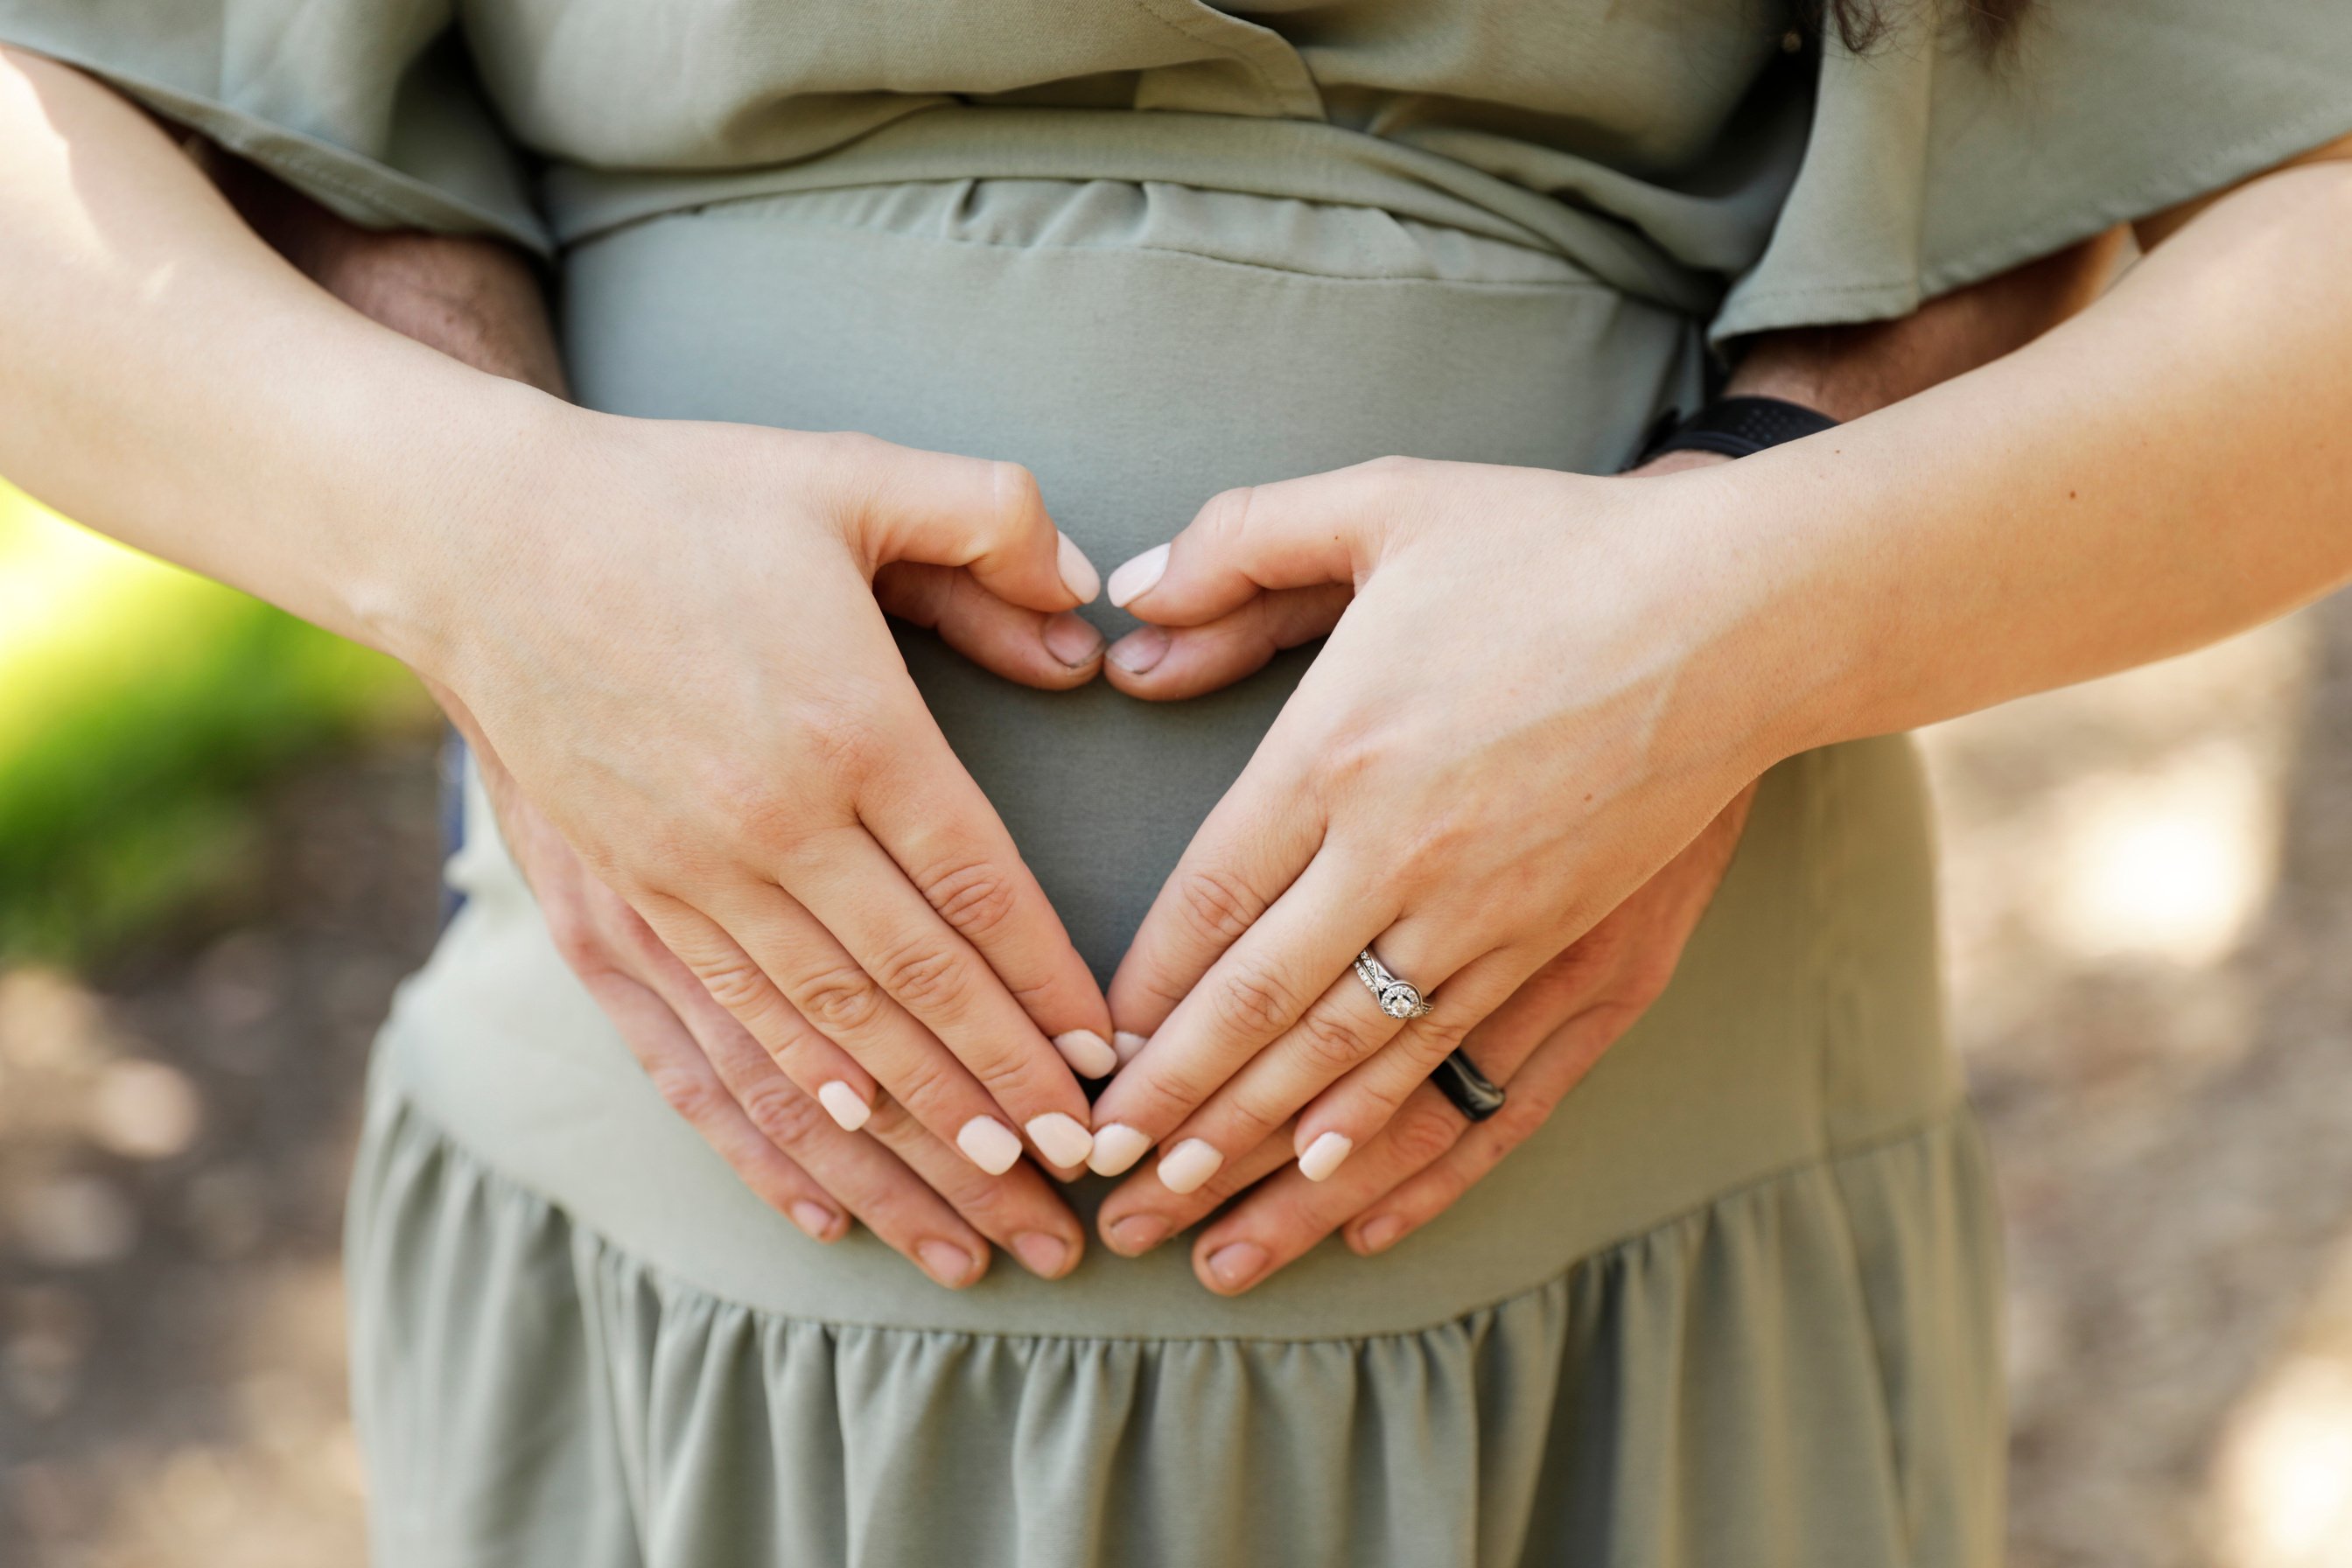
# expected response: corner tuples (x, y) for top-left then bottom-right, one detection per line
(0, 0), (545, 254)
(1712, 0), (2352, 344)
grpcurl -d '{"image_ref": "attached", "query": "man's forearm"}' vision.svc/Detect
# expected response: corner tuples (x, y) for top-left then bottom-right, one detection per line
(1727, 229), (2124, 422)
(200, 146), (566, 397)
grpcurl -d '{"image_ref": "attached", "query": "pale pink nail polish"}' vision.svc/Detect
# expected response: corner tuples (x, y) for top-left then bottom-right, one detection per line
(1026, 1112), (1096, 1169)
(956, 1116), (1024, 1175)
(1052, 1029), (1118, 1078)
(789, 1201), (840, 1241)
(1058, 532), (1102, 602)
(1298, 1130), (1354, 1182)
(1357, 1214), (1407, 1254)
(816, 1081), (872, 1132)
(1088, 1123), (1153, 1177)
(1107, 542), (1170, 608)
(1157, 1138), (1224, 1195)
(1111, 1031), (1150, 1066)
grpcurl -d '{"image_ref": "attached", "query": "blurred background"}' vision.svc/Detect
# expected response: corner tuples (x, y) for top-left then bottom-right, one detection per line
(1, 472), (2348, 1568)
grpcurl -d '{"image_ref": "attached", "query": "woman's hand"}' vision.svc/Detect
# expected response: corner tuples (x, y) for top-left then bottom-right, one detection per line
(422, 412), (1118, 1178)
(462, 726), (1088, 1284)
(1093, 780), (1756, 1286)
(1079, 455), (1782, 1192)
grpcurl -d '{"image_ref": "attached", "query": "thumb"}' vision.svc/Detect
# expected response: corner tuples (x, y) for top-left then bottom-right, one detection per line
(818, 434), (1097, 613)
(1108, 457), (1420, 626)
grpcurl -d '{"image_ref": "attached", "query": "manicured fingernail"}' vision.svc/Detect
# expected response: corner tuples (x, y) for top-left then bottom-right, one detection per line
(1107, 542), (1170, 608)
(1357, 1214), (1407, 1254)
(1207, 1241), (1269, 1291)
(1052, 1029), (1118, 1078)
(1058, 531), (1102, 602)
(956, 1116), (1024, 1174)
(917, 1239), (979, 1286)
(1088, 1122), (1154, 1177)
(1012, 1230), (1073, 1278)
(1107, 626), (1170, 675)
(1109, 1214), (1170, 1254)
(1111, 1031), (1151, 1065)
(817, 1081), (872, 1132)
(1042, 611), (1103, 668)
(1298, 1130), (1354, 1182)
(1157, 1138), (1224, 1195)
(788, 1200), (841, 1241)
(1026, 1112), (1096, 1169)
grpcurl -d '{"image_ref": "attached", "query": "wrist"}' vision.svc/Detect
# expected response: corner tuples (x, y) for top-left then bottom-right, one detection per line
(330, 367), (584, 678)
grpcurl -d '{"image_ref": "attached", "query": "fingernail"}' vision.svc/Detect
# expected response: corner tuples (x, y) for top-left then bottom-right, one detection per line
(1088, 1122), (1154, 1177)
(1107, 626), (1170, 675)
(1012, 1230), (1073, 1278)
(956, 1116), (1024, 1174)
(1298, 1130), (1354, 1182)
(817, 1081), (872, 1132)
(1109, 1214), (1170, 1254)
(1052, 1028), (1118, 1079)
(1357, 1214), (1407, 1254)
(1111, 1031), (1151, 1066)
(1157, 1138), (1225, 1195)
(789, 1200), (841, 1241)
(1057, 531), (1102, 602)
(1107, 542), (1170, 608)
(917, 1239), (979, 1286)
(1206, 1241), (1269, 1292)
(1025, 1111), (1096, 1169)
(1042, 611), (1103, 668)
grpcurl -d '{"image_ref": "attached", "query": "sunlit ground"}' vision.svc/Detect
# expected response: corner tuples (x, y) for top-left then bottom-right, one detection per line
(4, 480), (2351, 1566)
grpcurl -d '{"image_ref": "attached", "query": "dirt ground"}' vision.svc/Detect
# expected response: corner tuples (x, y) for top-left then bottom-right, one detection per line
(5, 599), (2352, 1567)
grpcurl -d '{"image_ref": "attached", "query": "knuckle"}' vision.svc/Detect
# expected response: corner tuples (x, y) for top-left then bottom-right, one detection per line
(987, 460), (1044, 529)
(868, 934), (973, 1018)
(692, 952), (776, 1018)
(738, 1078), (830, 1150)
(916, 857), (1020, 943)
(1201, 484), (1259, 542)
(788, 962), (888, 1036)
(647, 1065), (724, 1128)
(1176, 867), (1264, 946)
(1386, 1101), (1466, 1167)
(1410, 1010), (1475, 1060)
(878, 1054), (960, 1123)
(542, 907), (615, 978)
(1210, 965), (1298, 1041)
(1295, 1007), (1382, 1075)
(793, 702), (893, 795)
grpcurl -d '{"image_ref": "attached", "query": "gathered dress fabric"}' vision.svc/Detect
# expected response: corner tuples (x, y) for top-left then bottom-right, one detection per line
(10, 2), (2352, 1564)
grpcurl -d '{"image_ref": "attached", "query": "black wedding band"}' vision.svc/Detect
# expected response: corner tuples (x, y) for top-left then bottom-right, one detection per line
(1430, 1050), (1507, 1122)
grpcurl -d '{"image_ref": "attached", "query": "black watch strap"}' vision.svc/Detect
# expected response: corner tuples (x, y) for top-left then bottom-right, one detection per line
(1634, 395), (1838, 466)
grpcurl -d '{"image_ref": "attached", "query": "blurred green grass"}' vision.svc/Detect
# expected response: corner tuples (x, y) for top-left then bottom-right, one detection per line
(0, 479), (432, 965)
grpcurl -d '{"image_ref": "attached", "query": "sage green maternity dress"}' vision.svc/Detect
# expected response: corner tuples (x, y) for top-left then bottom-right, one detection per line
(10, 2), (2351, 1563)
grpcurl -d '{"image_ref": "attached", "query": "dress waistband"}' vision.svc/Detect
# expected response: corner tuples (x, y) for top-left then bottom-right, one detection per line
(542, 105), (1718, 316)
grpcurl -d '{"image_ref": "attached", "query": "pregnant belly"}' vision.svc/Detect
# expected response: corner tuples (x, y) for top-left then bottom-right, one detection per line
(371, 179), (1955, 1340)
(557, 179), (1693, 977)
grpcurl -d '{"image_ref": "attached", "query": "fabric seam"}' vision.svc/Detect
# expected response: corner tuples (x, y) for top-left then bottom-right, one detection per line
(382, 1088), (1971, 1349)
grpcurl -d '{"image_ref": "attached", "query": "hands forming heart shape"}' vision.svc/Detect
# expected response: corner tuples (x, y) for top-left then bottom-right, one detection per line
(429, 414), (1765, 1295)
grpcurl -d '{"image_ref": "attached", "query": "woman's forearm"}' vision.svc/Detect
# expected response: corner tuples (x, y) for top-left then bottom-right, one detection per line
(0, 47), (553, 662)
(1714, 145), (2352, 763)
